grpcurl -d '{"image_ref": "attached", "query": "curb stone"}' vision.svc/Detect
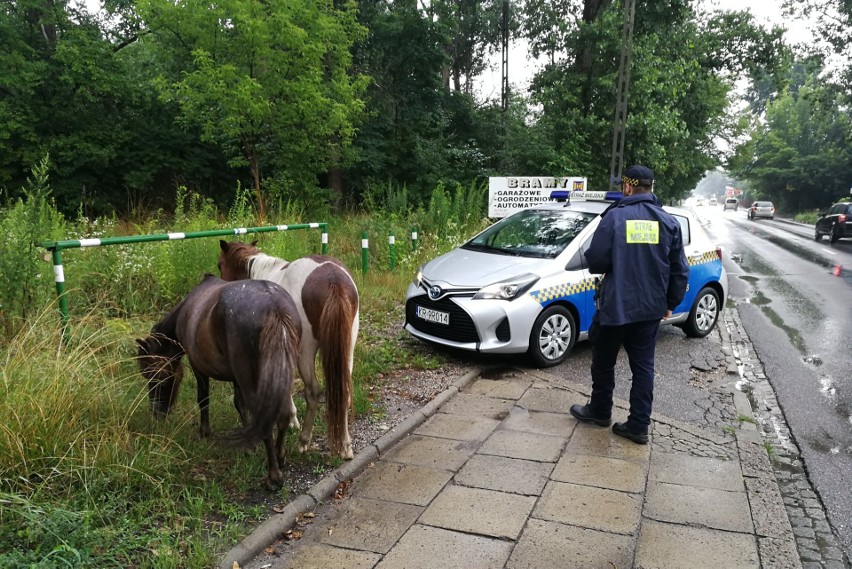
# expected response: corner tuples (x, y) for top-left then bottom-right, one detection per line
(218, 366), (483, 569)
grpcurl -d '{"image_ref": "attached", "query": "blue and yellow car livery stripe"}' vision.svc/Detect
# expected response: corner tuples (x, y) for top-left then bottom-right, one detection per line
(688, 250), (719, 266)
(529, 278), (596, 304)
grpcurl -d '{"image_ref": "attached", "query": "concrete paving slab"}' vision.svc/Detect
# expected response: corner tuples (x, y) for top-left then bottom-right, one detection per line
(375, 524), (513, 569)
(758, 536), (804, 569)
(351, 461), (452, 506)
(551, 454), (646, 493)
(532, 481), (641, 535)
(276, 543), (381, 569)
(319, 497), (422, 554)
(644, 481), (754, 533)
(414, 412), (500, 442)
(501, 406), (576, 437)
(565, 423), (650, 463)
(738, 438), (774, 478)
(516, 386), (584, 413)
(438, 392), (514, 419)
(419, 484), (536, 540)
(454, 454), (553, 496)
(479, 429), (566, 462)
(745, 476), (796, 539)
(650, 450), (744, 492)
(507, 518), (634, 569)
(634, 519), (759, 568)
(381, 434), (476, 472)
(465, 377), (532, 400)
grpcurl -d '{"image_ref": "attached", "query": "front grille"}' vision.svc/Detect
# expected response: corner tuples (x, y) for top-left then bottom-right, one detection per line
(406, 295), (479, 343)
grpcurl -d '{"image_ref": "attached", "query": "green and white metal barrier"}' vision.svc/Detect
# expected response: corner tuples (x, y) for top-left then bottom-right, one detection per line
(40, 222), (328, 340)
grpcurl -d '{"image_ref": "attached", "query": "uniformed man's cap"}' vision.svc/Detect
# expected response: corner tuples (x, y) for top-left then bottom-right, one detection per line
(622, 165), (654, 188)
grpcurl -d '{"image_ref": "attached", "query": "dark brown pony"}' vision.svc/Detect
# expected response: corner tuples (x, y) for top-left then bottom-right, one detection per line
(218, 240), (359, 459)
(136, 275), (301, 489)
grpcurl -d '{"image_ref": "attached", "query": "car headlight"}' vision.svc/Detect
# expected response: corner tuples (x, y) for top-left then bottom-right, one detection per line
(412, 265), (425, 288)
(473, 273), (539, 300)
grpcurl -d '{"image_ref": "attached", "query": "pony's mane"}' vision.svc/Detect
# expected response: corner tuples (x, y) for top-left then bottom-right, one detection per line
(249, 253), (289, 280)
(226, 242), (260, 268)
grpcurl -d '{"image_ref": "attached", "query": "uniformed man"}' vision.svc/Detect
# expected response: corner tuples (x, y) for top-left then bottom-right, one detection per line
(570, 165), (689, 444)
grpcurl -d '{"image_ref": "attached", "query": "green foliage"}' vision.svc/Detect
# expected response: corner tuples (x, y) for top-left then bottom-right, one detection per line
(730, 64), (852, 213)
(0, 156), (66, 335)
(147, 0), (369, 210)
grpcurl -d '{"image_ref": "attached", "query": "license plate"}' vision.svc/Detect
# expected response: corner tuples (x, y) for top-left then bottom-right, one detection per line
(415, 305), (449, 325)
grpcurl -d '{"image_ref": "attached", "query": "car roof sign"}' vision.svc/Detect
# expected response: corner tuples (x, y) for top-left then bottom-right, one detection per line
(548, 190), (623, 203)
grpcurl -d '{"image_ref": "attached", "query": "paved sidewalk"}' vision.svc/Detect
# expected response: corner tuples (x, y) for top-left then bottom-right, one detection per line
(223, 367), (802, 569)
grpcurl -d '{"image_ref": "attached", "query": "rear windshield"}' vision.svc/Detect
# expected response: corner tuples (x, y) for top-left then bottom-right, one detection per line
(725, 198), (737, 202)
(463, 209), (597, 259)
(754, 202), (773, 207)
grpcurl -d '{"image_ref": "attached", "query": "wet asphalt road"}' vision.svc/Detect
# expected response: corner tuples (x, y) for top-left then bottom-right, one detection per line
(697, 206), (852, 557)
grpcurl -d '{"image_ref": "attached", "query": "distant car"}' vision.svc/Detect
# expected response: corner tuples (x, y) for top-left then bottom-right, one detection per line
(404, 191), (728, 367)
(814, 201), (852, 243)
(709, 197), (717, 206)
(748, 201), (775, 220)
(723, 198), (738, 211)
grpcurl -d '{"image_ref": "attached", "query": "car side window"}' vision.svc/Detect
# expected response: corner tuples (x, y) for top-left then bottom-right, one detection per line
(671, 214), (691, 246)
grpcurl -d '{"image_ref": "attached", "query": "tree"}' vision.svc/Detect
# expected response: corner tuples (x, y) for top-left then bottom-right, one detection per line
(518, 0), (787, 201)
(144, 0), (368, 219)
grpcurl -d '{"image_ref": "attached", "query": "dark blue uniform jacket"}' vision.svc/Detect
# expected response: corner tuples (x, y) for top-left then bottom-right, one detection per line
(585, 193), (689, 326)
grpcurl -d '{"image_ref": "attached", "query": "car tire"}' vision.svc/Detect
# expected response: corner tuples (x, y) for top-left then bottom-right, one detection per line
(528, 305), (576, 368)
(830, 224), (841, 243)
(683, 287), (720, 338)
(814, 226), (823, 241)
(748, 213), (753, 220)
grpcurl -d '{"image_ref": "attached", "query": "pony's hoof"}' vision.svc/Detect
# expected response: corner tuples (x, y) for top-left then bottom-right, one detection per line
(265, 471), (283, 491)
(288, 416), (301, 431)
(340, 446), (354, 460)
(297, 441), (311, 453)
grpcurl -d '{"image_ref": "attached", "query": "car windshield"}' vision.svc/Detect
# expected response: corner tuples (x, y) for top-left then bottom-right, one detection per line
(463, 209), (597, 259)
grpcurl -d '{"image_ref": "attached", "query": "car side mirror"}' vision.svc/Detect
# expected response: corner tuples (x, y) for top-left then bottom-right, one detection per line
(818, 211), (826, 217)
(565, 251), (586, 272)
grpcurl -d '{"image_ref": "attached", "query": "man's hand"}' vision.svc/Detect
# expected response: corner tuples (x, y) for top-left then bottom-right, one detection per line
(662, 310), (672, 320)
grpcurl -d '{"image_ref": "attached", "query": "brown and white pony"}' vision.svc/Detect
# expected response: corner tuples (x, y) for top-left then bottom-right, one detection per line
(136, 275), (302, 490)
(218, 240), (359, 459)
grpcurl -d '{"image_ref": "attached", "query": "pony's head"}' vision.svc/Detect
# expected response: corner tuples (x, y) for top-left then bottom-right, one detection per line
(218, 240), (259, 281)
(136, 334), (185, 417)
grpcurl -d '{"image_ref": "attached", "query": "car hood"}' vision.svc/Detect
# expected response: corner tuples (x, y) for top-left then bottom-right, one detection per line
(421, 248), (550, 287)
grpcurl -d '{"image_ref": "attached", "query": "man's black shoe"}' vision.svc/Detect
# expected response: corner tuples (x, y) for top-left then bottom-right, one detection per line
(612, 422), (649, 444)
(570, 404), (611, 427)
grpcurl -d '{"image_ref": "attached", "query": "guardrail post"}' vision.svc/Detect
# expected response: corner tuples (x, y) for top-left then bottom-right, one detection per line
(321, 224), (328, 254)
(411, 226), (418, 251)
(49, 247), (71, 344)
(361, 231), (369, 274)
(388, 232), (396, 271)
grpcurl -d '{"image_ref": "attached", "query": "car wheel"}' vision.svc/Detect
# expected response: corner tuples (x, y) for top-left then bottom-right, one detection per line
(814, 226), (823, 241)
(830, 224), (840, 243)
(528, 305), (576, 368)
(683, 287), (720, 338)
(748, 213), (753, 220)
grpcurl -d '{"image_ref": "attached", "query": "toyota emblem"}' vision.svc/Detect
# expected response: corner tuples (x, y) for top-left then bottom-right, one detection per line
(428, 285), (442, 300)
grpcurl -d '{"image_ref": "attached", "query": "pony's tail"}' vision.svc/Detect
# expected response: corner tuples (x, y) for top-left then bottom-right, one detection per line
(318, 279), (358, 454)
(222, 310), (299, 448)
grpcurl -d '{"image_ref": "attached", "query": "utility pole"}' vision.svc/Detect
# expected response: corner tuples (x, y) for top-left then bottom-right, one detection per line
(501, 0), (509, 111)
(608, 0), (636, 187)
